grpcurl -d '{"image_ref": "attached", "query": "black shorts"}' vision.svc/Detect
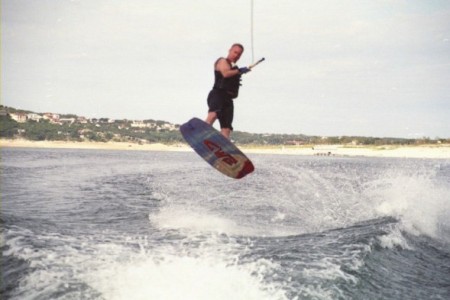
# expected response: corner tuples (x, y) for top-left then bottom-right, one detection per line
(207, 89), (234, 130)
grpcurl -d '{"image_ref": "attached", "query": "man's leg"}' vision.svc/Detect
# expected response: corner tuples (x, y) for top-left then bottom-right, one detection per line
(205, 111), (217, 125)
(221, 128), (231, 139)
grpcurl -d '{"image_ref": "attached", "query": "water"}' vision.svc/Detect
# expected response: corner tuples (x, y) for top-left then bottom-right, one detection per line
(1, 147), (450, 299)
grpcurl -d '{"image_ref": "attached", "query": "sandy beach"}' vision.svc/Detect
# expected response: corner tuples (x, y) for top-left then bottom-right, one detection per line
(1, 139), (450, 159)
(0, 139), (190, 152)
(242, 144), (450, 159)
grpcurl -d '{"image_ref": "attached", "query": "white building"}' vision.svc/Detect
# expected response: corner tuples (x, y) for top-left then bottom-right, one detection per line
(27, 113), (43, 122)
(10, 112), (27, 123)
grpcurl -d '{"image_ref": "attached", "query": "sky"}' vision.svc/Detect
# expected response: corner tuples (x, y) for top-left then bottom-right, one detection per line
(2, 0), (450, 138)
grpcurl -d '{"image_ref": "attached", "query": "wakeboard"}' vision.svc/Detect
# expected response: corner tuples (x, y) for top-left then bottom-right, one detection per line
(180, 118), (254, 179)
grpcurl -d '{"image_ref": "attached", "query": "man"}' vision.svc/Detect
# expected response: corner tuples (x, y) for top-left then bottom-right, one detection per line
(205, 43), (250, 139)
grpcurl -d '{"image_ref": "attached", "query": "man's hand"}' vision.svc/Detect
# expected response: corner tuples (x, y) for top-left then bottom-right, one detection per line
(238, 67), (251, 74)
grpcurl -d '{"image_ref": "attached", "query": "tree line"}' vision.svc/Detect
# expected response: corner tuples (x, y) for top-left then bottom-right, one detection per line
(1, 106), (448, 146)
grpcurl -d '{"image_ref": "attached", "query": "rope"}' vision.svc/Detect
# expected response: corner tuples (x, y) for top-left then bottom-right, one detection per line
(250, 0), (254, 62)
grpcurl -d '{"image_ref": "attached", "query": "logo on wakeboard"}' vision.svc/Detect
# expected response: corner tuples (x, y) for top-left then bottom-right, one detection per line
(204, 140), (238, 166)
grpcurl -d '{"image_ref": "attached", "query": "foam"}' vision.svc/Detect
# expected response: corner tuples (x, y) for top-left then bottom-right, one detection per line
(378, 226), (412, 250)
(151, 207), (240, 234)
(371, 168), (450, 239)
(149, 205), (301, 237)
(299, 257), (359, 300)
(85, 254), (288, 300)
(5, 226), (287, 300)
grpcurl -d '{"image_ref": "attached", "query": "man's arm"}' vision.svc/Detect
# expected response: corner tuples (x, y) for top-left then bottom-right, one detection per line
(216, 58), (241, 78)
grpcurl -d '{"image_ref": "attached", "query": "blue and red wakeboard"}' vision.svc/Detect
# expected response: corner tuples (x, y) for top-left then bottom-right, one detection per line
(180, 118), (254, 179)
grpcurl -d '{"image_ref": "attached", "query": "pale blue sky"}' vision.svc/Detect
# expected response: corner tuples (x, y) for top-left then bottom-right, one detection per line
(2, 0), (450, 138)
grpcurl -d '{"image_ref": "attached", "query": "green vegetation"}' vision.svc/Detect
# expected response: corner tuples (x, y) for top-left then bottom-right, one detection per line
(1, 105), (448, 145)
(0, 114), (19, 138)
(0, 106), (184, 144)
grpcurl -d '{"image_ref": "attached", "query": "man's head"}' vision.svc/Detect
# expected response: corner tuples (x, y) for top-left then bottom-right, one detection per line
(227, 43), (244, 63)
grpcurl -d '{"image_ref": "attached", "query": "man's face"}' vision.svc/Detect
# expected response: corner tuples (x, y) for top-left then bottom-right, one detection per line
(227, 46), (243, 63)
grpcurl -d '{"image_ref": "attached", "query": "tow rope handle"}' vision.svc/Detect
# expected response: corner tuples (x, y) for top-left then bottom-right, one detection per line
(249, 57), (265, 69)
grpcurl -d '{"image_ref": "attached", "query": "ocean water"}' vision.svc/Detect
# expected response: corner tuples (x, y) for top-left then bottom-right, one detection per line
(1, 147), (450, 300)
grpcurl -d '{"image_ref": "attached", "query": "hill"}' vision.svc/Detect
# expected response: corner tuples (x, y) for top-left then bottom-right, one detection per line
(1, 105), (448, 146)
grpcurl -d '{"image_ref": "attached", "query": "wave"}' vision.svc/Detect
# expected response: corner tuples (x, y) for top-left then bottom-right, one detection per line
(3, 149), (450, 299)
(150, 157), (450, 244)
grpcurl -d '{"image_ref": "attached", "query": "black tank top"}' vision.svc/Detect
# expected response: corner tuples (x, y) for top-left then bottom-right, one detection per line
(212, 58), (242, 99)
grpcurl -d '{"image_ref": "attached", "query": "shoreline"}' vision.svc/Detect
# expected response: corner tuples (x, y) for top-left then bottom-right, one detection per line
(0, 139), (191, 152)
(1, 139), (450, 159)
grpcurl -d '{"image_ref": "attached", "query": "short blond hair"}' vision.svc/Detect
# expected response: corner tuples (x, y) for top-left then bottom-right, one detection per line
(231, 43), (244, 51)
